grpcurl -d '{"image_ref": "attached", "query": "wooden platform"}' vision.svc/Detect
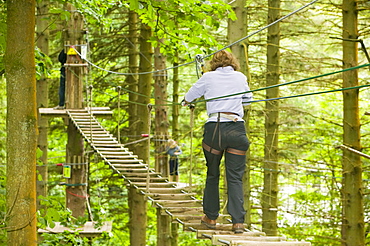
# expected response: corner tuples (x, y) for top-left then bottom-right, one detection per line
(39, 107), (112, 117)
(38, 221), (112, 237)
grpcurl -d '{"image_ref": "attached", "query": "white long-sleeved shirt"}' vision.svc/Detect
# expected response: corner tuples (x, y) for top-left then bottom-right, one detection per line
(184, 66), (253, 122)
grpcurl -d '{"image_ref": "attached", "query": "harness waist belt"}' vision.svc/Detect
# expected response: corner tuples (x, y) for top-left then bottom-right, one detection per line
(209, 112), (239, 122)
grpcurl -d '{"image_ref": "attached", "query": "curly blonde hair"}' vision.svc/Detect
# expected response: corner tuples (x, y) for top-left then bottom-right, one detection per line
(208, 50), (240, 71)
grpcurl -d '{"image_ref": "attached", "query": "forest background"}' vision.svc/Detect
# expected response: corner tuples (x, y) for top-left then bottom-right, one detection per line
(1, 0), (370, 245)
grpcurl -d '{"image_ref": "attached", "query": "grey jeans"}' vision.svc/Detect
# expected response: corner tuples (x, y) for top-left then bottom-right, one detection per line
(202, 121), (250, 223)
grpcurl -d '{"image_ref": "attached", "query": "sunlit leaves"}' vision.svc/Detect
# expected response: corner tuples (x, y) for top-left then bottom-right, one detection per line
(133, 0), (236, 60)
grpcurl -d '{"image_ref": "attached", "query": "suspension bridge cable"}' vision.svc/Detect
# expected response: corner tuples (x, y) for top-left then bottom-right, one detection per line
(114, 63), (370, 107)
(248, 83), (370, 104)
(192, 63), (370, 104)
(204, 0), (320, 58)
(94, 63), (370, 109)
(152, 80), (370, 108)
(148, 83), (370, 107)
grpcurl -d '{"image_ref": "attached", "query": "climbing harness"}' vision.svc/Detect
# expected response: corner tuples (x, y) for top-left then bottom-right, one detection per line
(209, 112), (239, 122)
(226, 148), (246, 156)
(202, 141), (223, 156)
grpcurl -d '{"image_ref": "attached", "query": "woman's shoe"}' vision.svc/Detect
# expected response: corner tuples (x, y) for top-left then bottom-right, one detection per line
(232, 223), (244, 234)
(201, 214), (216, 229)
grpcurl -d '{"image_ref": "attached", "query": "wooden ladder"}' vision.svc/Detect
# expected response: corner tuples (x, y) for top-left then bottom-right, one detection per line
(67, 109), (311, 246)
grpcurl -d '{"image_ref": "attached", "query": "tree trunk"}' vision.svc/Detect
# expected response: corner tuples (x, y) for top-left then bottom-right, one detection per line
(228, 0), (247, 74)
(154, 43), (169, 176)
(171, 50), (180, 246)
(5, 0), (37, 245)
(136, 22), (152, 165)
(154, 42), (171, 245)
(128, 21), (152, 246)
(172, 51), (180, 140)
(128, 186), (147, 246)
(228, 0), (252, 228)
(64, 3), (87, 218)
(341, 0), (364, 245)
(262, 0), (280, 236)
(127, 10), (139, 145)
(36, 0), (49, 212)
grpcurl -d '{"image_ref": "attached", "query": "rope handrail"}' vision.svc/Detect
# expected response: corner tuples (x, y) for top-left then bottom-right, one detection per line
(247, 83), (370, 104)
(99, 63), (370, 108)
(192, 63), (370, 104)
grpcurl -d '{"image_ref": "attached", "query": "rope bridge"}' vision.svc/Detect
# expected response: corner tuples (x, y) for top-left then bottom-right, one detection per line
(66, 109), (311, 246)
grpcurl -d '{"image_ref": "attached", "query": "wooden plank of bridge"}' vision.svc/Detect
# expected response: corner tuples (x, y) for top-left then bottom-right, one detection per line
(152, 199), (201, 208)
(161, 207), (203, 214)
(110, 164), (148, 169)
(39, 107), (112, 117)
(131, 182), (175, 188)
(228, 240), (311, 246)
(107, 159), (144, 163)
(196, 229), (266, 240)
(138, 187), (189, 193)
(117, 168), (156, 175)
(128, 177), (168, 183)
(148, 193), (197, 200)
(103, 155), (139, 159)
(211, 235), (286, 245)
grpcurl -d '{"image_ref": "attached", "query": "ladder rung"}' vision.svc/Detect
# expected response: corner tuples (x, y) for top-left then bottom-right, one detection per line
(152, 200), (202, 207)
(106, 159), (143, 163)
(116, 168), (155, 173)
(110, 163), (147, 168)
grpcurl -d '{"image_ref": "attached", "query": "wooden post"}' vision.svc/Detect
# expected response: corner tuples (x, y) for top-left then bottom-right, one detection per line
(36, 0), (49, 211)
(128, 187), (147, 246)
(157, 208), (171, 245)
(154, 42), (171, 246)
(64, 3), (87, 218)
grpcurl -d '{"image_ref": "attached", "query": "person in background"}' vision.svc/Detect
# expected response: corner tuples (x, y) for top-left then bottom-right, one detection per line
(165, 139), (182, 183)
(54, 49), (67, 109)
(183, 50), (253, 233)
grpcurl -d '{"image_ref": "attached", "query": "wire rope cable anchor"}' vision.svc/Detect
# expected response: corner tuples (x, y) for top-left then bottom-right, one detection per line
(195, 54), (204, 64)
(195, 54), (205, 77)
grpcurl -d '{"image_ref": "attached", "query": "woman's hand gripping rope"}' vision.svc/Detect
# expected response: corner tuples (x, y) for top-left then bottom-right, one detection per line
(181, 99), (195, 109)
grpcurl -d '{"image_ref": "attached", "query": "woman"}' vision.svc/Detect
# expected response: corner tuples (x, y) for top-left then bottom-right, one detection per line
(183, 50), (252, 233)
(165, 139), (182, 182)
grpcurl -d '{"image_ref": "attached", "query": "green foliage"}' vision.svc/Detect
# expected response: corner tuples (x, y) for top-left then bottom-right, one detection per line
(37, 195), (92, 245)
(38, 195), (73, 229)
(0, 0), (369, 245)
(133, 0), (236, 60)
(35, 48), (53, 80)
(39, 231), (90, 246)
